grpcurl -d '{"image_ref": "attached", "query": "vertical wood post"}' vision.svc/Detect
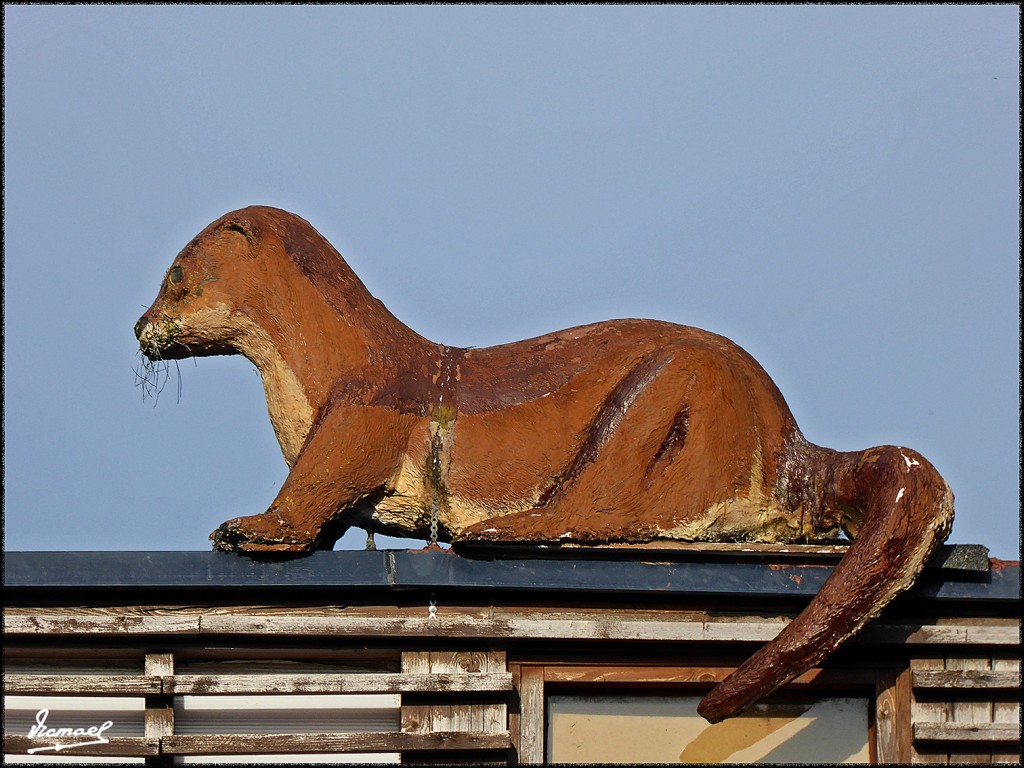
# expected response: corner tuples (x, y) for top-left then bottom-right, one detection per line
(516, 665), (545, 765)
(144, 651), (174, 767)
(875, 664), (912, 764)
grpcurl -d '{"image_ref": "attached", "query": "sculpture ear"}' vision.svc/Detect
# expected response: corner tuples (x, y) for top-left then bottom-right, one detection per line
(223, 219), (258, 249)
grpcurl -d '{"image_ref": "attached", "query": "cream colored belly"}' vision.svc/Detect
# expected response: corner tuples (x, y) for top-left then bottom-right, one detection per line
(656, 497), (842, 544)
(373, 454), (512, 536)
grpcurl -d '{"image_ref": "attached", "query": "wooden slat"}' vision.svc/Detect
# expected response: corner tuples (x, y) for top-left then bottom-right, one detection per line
(2, 609), (200, 635)
(4, 671), (512, 695)
(168, 671), (511, 694)
(3, 736), (159, 757)
(859, 623), (1019, 646)
(541, 664), (870, 687)
(160, 731), (511, 755)
(7, 606), (1018, 645)
(3, 673), (162, 695)
(196, 611), (790, 642)
(914, 722), (1021, 743)
(912, 669), (1021, 690)
(544, 665), (729, 686)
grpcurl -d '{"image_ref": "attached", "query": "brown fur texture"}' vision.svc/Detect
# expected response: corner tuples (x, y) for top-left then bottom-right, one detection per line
(136, 206), (954, 721)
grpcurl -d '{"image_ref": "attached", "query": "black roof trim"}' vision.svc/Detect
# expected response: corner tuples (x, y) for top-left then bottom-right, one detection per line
(3, 548), (1018, 603)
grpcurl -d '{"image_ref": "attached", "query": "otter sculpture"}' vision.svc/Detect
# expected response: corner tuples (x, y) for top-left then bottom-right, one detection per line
(135, 206), (954, 722)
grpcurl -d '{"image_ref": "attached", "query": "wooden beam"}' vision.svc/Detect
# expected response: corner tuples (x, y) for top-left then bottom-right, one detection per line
(168, 671), (512, 695)
(914, 722), (1021, 743)
(3, 610), (200, 635)
(6, 606), (1018, 646)
(3, 736), (159, 757)
(3, 671), (511, 696)
(912, 669), (1021, 690)
(540, 664), (874, 688)
(159, 731), (511, 755)
(3, 674), (161, 695)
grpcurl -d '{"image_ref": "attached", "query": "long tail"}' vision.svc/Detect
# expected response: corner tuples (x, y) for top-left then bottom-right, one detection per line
(697, 444), (954, 722)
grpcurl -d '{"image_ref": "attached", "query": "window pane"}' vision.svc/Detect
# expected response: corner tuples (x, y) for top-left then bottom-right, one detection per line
(547, 695), (870, 764)
(173, 694), (400, 735)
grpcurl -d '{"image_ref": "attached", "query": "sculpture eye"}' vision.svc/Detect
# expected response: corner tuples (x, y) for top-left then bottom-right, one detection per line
(168, 266), (184, 285)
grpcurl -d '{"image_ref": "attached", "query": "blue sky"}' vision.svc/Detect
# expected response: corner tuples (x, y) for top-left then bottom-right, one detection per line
(3, 5), (1019, 558)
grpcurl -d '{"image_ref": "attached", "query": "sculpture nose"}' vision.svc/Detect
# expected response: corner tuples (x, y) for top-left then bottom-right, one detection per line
(134, 315), (149, 340)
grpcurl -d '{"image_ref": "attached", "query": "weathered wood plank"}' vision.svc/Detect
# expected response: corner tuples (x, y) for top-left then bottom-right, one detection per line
(508, 664), (522, 757)
(543, 665), (730, 686)
(398, 651), (509, 742)
(401, 651), (433, 735)
(875, 667), (912, 764)
(6, 606), (1018, 646)
(912, 669), (1021, 690)
(859, 624), (1019, 646)
(517, 666), (544, 765)
(991, 656), (1022, 763)
(945, 656), (994, 764)
(160, 731), (511, 755)
(481, 651), (509, 735)
(2, 670), (510, 696)
(198, 613), (790, 642)
(416, 651), (507, 735)
(145, 652), (174, 768)
(3, 608), (200, 635)
(3, 736), (159, 757)
(910, 657), (950, 765)
(168, 671), (512, 694)
(544, 665), (828, 686)
(2, 673), (162, 695)
(914, 722), (1021, 743)
(427, 653), (460, 733)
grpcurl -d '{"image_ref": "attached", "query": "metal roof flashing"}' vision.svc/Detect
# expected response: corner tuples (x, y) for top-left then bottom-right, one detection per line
(2, 545), (1018, 603)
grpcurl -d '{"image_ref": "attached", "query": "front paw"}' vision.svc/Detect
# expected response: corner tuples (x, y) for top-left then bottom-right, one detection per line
(210, 514), (314, 555)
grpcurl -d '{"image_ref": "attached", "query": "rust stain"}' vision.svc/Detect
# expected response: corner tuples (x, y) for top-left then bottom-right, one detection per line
(136, 206), (956, 723)
(989, 558), (1019, 570)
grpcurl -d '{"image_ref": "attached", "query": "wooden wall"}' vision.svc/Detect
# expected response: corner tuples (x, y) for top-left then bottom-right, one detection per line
(4, 599), (1019, 764)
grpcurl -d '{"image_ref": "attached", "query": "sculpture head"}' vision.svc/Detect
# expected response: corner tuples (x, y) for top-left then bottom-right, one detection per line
(136, 206), (398, 371)
(135, 210), (265, 362)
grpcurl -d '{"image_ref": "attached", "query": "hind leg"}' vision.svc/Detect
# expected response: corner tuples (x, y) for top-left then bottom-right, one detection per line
(457, 357), (761, 544)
